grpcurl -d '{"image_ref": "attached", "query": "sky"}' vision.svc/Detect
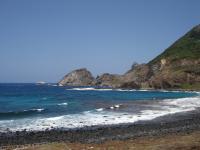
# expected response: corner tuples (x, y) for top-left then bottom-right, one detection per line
(0, 0), (200, 83)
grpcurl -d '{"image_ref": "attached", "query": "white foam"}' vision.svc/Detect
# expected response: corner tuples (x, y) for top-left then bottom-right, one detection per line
(96, 89), (113, 91)
(115, 89), (136, 92)
(67, 87), (113, 91)
(66, 88), (192, 93)
(23, 108), (45, 112)
(46, 116), (64, 121)
(66, 88), (139, 92)
(114, 104), (121, 108)
(96, 108), (104, 111)
(1, 96), (200, 132)
(58, 102), (68, 106)
(68, 87), (95, 90)
(163, 97), (200, 109)
(108, 104), (122, 109)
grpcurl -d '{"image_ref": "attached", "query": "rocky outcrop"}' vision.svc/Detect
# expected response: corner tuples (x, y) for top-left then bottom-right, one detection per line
(148, 58), (200, 89)
(58, 68), (95, 86)
(123, 64), (152, 88)
(95, 73), (124, 88)
(58, 24), (200, 90)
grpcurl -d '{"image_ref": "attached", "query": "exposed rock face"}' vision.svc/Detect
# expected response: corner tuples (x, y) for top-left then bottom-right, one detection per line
(95, 73), (123, 88)
(148, 59), (200, 89)
(59, 24), (200, 90)
(58, 68), (95, 86)
(123, 64), (152, 89)
(119, 24), (200, 90)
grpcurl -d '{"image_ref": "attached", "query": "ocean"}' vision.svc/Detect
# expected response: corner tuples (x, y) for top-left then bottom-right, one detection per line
(0, 83), (199, 132)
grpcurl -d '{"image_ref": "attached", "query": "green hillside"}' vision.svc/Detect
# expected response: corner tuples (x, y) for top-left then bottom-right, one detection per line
(149, 24), (200, 65)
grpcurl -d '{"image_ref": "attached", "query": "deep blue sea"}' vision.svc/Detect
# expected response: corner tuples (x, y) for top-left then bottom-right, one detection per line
(0, 83), (199, 132)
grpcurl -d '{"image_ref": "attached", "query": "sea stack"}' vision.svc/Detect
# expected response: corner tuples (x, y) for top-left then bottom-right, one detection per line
(58, 68), (95, 86)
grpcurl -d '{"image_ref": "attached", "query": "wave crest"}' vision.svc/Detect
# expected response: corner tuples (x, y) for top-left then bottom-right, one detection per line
(57, 103), (68, 106)
(1, 96), (200, 132)
(0, 108), (45, 119)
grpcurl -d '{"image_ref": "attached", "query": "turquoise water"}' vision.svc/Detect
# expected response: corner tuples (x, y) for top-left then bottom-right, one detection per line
(0, 83), (199, 132)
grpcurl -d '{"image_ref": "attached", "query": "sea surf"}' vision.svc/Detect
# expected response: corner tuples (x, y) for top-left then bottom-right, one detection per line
(0, 83), (199, 132)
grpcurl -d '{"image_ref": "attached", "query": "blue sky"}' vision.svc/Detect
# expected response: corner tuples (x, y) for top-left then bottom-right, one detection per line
(0, 0), (200, 83)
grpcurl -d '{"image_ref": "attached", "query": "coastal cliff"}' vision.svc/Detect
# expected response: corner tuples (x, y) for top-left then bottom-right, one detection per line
(148, 24), (200, 89)
(59, 24), (200, 90)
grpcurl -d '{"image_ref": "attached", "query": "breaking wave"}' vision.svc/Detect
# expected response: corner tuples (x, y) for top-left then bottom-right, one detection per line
(0, 108), (45, 119)
(57, 102), (68, 106)
(0, 96), (200, 132)
(66, 87), (198, 93)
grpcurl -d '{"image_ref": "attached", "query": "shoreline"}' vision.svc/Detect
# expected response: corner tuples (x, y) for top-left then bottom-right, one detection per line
(66, 86), (200, 91)
(65, 86), (200, 95)
(1, 108), (200, 147)
(1, 91), (198, 133)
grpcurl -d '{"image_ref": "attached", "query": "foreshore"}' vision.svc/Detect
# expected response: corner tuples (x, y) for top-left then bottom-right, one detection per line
(1, 108), (200, 149)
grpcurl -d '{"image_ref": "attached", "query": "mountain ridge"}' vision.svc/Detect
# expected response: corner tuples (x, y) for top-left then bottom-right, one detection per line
(59, 24), (200, 90)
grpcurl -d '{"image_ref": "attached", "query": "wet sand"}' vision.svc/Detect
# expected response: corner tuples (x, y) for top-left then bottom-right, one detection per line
(1, 109), (200, 149)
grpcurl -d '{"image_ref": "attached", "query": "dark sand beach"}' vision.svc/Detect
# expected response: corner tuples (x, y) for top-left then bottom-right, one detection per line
(1, 108), (200, 149)
(23, 131), (200, 150)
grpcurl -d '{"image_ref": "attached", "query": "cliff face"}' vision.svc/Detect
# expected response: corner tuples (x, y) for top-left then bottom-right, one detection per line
(148, 59), (200, 89)
(58, 68), (95, 86)
(147, 24), (200, 89)
(122, 64), (152, 89)
(59, 24), (200, 90)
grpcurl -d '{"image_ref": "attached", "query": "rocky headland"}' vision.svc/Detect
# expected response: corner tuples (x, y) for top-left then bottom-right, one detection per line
(58, 68), (94, 86)
(59, 24), (200, 90)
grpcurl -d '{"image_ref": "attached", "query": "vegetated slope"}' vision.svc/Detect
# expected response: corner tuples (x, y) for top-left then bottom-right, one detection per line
(150, 24), (200, 64)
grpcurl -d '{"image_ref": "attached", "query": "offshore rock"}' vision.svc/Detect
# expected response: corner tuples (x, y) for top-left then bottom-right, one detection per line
(59, 68), (95, 86)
